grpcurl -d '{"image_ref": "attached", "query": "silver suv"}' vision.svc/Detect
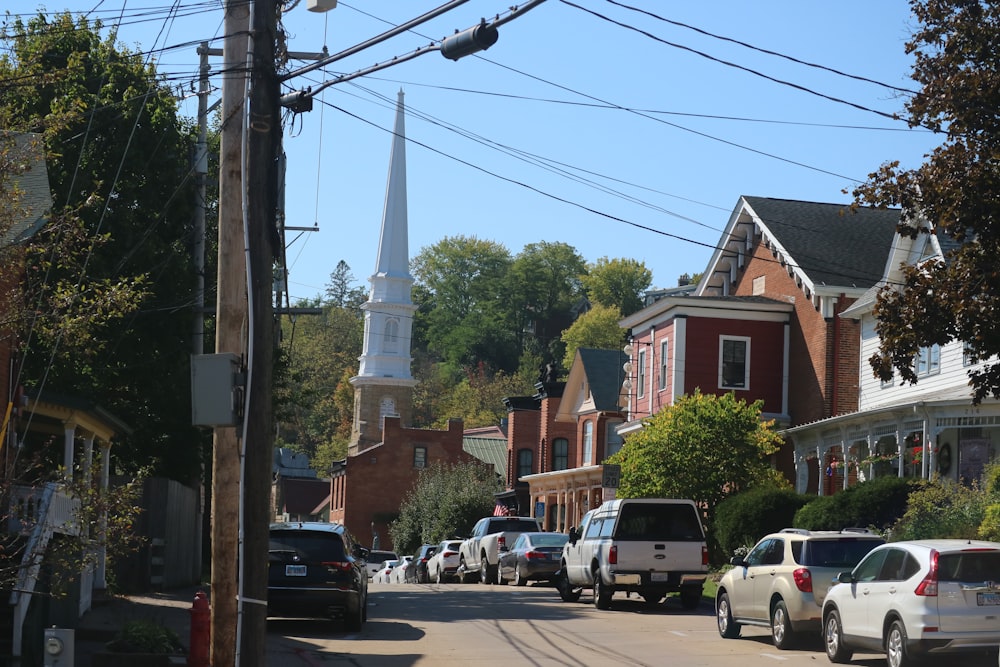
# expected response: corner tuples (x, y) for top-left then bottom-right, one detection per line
(716, 528), (884, 649)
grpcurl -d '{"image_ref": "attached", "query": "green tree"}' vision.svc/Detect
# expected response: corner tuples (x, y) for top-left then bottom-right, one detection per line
(411, 235), (517, 373)
(325, 260), (367, 308)
(389, 461), (500, 555)
(431, 363), (536, 429)
(508, 241), (587, 361)
(1, 12), (208, 481)
(560, 303), (625, 370)
(582, 257), (652, 317)
(606, 390), (783, 526)
(851, 0), (1000, 402)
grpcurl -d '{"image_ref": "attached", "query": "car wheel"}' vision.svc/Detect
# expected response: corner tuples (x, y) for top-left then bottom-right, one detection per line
(555, 569), (581, 603)
(459, 558), (475, 584)
(497, 564), (507, 586)
(886, 619), (917, 667)
(824, 609), (853, 663)
(679, 586), (701, 610)
(716, 592), (741, 639)
(344, 601), (363, 632)
(435, 568), (444, 584)
(593, 569), (613, 610)
(514, 566), (527, 587)
(770, 600), (795, 650)
(480, 559), (492, 584)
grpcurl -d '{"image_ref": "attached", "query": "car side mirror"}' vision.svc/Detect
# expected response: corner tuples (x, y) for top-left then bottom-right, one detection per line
(729, 555), (747, 567)
(836, 571), (854, 584)
(568, 527), (579, 545)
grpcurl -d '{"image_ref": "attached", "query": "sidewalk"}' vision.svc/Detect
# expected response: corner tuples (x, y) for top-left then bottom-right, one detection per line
(75, 585), (208, 667)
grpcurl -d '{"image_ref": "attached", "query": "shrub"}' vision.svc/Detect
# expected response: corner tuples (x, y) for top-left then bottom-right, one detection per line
(106, 620), (183, 654)
(892, 478), (990, 541)
(713, 486), (810, 558)
(793, 476), (917, 531)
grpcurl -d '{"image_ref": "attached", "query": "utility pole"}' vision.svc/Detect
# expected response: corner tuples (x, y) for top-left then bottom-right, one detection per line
(238, 0), (280, 662)
(212, 1), (249, 665)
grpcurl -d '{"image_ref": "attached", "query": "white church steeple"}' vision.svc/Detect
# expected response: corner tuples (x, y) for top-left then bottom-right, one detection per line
(349, 90), (418, 455)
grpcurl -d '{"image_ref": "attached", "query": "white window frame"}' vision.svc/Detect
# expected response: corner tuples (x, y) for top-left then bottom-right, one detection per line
(413, 446), (427, 469)
(719, 335), (750, 390)
(915, 344), (941, 378)
(637, 348), (647, 399)
(658, 339), (668, 391)
(605, 421), (623, 459)
(582, 421), (594, 465)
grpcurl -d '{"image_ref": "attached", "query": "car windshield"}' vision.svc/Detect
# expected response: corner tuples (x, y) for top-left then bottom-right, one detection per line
(938, 551), (1000, 582)
(368, 550), (398, 564)
(614, 503), (703, 541)
(269, 531), (345, 563)
(798, 538), (883, 568)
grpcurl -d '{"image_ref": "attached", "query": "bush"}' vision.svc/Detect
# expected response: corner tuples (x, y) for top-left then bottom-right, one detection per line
(892, 478), (990, 541)
(106, 620), (183, 654)
(713, 486), (810, 558)
(793, 476), (918, 531)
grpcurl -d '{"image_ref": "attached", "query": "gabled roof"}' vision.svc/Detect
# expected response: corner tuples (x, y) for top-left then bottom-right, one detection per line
(2, 133), (52, 247)
(556, 348), (629, 422)
(698, 196), (901, 298)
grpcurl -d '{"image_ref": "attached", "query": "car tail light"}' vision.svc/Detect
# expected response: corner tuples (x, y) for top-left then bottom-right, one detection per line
(525, 550), (546, 560)
(915, 549), (939, 596)
(792, 568), (813, 593)
(443, 550), (457, 557)
(702, 545), (709, 566)
(609, 545), (618, 565)
(322, 561), (353, 572)
(498, 535), (506, 549)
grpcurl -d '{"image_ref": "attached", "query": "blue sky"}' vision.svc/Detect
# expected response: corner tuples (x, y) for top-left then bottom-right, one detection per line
(13, 1), (937, 302)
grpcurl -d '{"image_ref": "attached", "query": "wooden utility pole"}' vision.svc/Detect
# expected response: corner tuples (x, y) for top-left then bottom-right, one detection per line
(212, 0), (249, 665)
(239, 0), (280, 662)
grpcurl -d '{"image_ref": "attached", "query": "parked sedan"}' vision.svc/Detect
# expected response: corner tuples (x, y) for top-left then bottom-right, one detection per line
(427, 540), (463, 583)
(373, 559), (398, 584)
(410, 544), (438, 583)
(364, 550), (398, 581)
(391, 555), (413, 584)
(822, 539), (1000, 667)
(498, 532), (569, 586)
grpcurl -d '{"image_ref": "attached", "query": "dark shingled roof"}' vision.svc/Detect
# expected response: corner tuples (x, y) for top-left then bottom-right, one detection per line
(577, 348), (628, 412)
(742, 196), (901, 289)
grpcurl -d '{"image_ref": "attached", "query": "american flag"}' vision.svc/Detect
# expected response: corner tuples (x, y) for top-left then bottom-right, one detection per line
(492, 503), (510, 517)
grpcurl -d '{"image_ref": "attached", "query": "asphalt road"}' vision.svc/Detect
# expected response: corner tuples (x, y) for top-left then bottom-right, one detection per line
(263, 581), (900, 667)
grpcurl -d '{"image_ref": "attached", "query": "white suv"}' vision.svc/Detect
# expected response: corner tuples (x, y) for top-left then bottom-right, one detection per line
(716, 528), (884, 649)
(822, 539), (1000, 667)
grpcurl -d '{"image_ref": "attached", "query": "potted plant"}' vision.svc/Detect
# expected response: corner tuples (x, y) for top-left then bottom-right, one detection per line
(92, 619), (185, 667)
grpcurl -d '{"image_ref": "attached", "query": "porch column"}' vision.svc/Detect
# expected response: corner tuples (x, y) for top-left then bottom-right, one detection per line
(794, 452), (809, 494)
(82, 434), (95, 490)
(95, 441), (111, 590)
(62, 421), (76, 480)
(896, 425), (904, 477)
(816, 444), (825, 496)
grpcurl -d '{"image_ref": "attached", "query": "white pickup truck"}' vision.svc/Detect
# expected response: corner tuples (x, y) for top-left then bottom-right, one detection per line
(556, 498), (708, 610)
(458, 515), (541, 584)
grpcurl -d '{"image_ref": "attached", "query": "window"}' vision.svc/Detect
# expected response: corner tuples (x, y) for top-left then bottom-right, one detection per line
(382, 318), (399, 353)
(413, 446), (427, 469)
(720, 336), (750, 389)
(881, 369), (895, 389)
(963, 341), (976, 367)
(552, 438), (569, 471)
(582, 421), (594, 465)
(379, 396), (396, 421)
(517, 448), (533, 479)
(637, 348), (646, 398)
(658, 339), (668, 391)
(605, 421), (623, 458)
(915, 344), (940, 377)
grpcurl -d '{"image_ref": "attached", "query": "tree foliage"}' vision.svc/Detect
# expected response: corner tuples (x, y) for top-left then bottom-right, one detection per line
(582, 256), (651, 317)
(560, 303), (625, 370)
(606, 390), (783, 525)
(852, 0), (1000, 402)
(1, 12), (209, 481)
(389, 461), (500, 555)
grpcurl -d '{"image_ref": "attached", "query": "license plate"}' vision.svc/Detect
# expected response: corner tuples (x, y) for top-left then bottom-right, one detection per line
(977, 592), (1000, 606)
(285, 564), (307, 577)
(550, 554), (560, 560)
(650, 572), (669, 582)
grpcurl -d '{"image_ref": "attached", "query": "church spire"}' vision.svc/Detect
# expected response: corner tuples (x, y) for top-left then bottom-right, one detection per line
(348, 90), (418, 455)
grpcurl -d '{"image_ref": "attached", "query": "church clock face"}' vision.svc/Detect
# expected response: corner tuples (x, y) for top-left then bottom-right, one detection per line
(379, 397), (396, 420)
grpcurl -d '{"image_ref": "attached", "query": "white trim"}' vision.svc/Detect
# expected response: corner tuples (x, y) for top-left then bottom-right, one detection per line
(719, 335), (751, 391)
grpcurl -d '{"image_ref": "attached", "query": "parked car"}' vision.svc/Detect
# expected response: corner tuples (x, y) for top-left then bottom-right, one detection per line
(410, 544), (438, 583)
(373, 559), (399, 584)
(392, 555), (413, 584)
(459, 515), (542, 584)
(715, 528), (885, 649)
(556, 498), (708, 610)
(427, 540), (464, 583)
(266, 521), (368, 630)
(364, 550), (399, 581)
(498, 532), (569, 586)
(822, 539), (1000, 667)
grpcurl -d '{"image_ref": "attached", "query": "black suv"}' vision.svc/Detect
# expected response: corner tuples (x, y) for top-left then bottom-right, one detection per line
(410, 544), (438, 583)
(267, 522), (368, 630)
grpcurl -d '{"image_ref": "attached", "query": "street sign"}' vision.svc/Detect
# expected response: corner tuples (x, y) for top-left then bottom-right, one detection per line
(602, 464), (621, 489)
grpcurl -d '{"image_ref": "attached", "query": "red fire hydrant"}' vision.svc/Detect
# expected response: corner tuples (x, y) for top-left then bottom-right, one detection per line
(189, 590), (211, 667)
